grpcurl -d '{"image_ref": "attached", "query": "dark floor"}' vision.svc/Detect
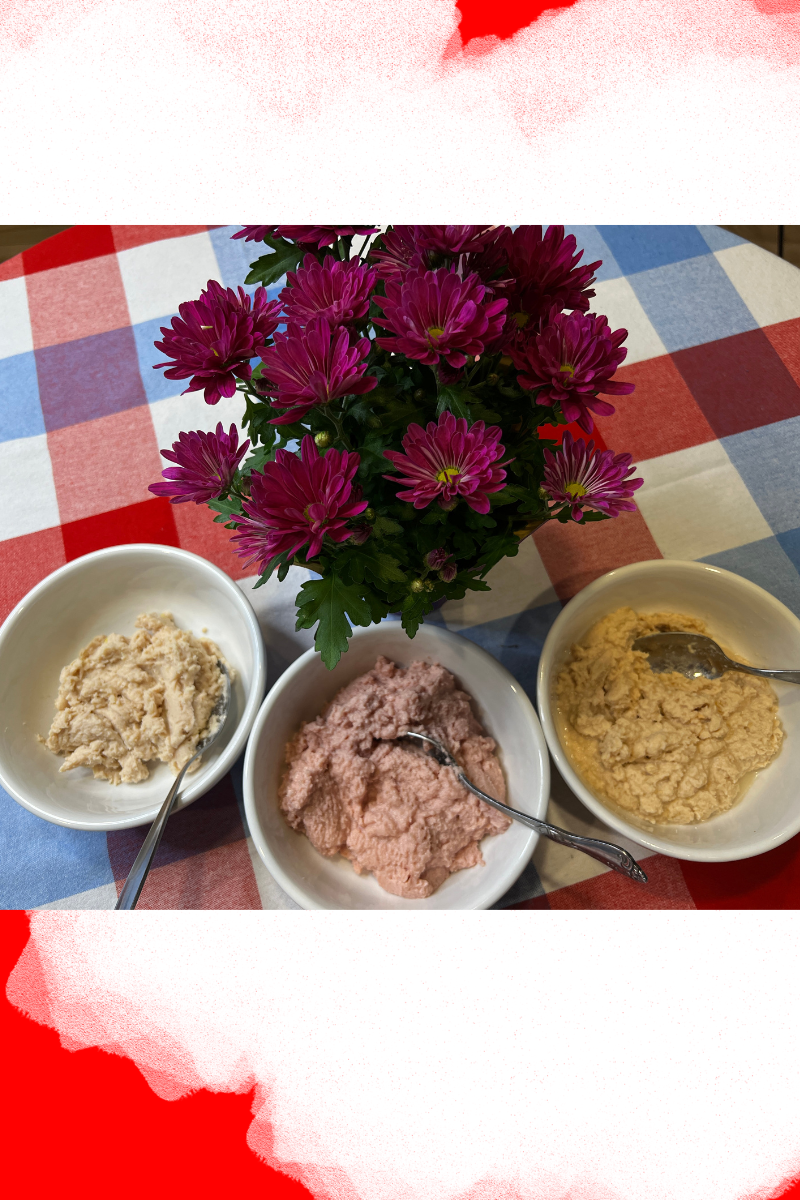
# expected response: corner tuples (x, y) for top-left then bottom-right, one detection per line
(1, 225), (799, 267)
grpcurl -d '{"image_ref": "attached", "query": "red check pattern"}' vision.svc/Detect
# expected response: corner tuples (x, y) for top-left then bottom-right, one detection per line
(2, 225), (800, 910)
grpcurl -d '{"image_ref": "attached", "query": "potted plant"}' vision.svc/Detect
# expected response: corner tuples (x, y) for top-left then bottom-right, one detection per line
(150, 225), (642, 667)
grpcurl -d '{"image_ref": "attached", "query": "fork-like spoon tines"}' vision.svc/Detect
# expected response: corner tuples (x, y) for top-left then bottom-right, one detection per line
(115, 661), (231, 911)
(632, 632), (800, 684)
(398, 730), (648, 884)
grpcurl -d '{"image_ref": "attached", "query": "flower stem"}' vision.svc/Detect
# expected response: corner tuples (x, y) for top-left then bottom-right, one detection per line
(324, 406), (352, 451)
(358, 232), (373, 261)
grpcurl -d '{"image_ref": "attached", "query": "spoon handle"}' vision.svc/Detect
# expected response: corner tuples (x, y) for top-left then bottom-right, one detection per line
(730, 664), (800, 685)
(455, 772), (648, 884)
(115, 762), (192, 910)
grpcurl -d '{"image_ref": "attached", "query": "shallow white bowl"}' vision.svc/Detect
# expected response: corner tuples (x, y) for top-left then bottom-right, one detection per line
(244, 622), (550, 910)
(537, 559), (800, 862)
(0, 544), (266, 831)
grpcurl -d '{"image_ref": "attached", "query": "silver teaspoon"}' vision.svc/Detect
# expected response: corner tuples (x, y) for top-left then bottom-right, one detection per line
(398, 731), (648, 884)
(115, 661), (231, 911)
(632, 632), (800, 684)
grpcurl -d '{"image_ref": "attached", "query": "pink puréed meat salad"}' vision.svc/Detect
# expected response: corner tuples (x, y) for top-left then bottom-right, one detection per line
(278, 656), (511, 898)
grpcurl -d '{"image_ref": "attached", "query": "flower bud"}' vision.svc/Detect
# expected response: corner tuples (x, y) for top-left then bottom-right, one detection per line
(424, 580), (436, 592)
(364, 507), (376, 522)
(438, 563), (457, 583)
(410, 579), (425, 593)
(426, 548), (446, 569)
(487, 373), (499, 385)
(314, 431), (332, 448)
(413, 388), (425, 401)
(439, 498), (458, 512)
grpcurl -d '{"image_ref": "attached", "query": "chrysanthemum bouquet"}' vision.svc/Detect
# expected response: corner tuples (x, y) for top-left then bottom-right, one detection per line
(150, 225), (643, 668)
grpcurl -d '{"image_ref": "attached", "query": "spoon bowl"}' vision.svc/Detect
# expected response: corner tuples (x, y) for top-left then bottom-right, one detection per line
(632, 631), (800, 685)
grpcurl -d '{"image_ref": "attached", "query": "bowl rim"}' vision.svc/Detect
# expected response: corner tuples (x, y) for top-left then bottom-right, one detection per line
(536, 558), (800, 862)
(243, 621), (550, 910)
(0, 542), (267, 831)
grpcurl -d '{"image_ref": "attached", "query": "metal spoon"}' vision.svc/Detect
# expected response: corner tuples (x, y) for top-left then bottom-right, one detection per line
(398, 731), (648, 884)
(632, 632), (800, 684)
(115, 662), (231, 910)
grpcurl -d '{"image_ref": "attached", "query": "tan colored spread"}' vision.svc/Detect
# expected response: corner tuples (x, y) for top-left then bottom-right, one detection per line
(279, 656), (511, 898)
(40, 613), (229, 784)
(556, 607), (784, 824)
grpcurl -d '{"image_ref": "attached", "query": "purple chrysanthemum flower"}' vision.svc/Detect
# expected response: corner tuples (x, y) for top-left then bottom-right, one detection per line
(501, 226), (601, 342)
(230, 226), (276, 243)
(280, 254), (377, 328)
(383, 411), (509, 514)
(230, 435), (368, 568)
(412, 225), (501, 257)
(542, 430), (643, 522)
(231, 226), (377, 248)
(369, 226), (424, 283)
(273, 226), (378, 248)
(370, 226), (506, 283)
(258, 317), (378, 424)
(148, 423), (250, 505)
(153, 280), (283, 405)
(372, 268), (507, 370)
(426, 547), (457, 582)
(511, 309), (635, 434)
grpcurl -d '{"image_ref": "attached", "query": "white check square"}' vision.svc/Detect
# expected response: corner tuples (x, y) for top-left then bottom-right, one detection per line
(715, 243), (800, 328)
(0, 433), (60, 540)
(117, 231), (221, 325)
(635, 440), (773, 560)
(147, 391), (246, 458)
(591, 275), (667, 365)
(0, 276), (34, 359)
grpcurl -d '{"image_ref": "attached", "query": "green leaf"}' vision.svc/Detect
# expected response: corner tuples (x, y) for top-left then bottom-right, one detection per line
(554, 507), (610, 524)
(372, 552), (407, 584)
(421, 508), (447, 525)
(372, 515), (402, 538)
(207, 496), (244, 524)
(294, 574), (373, 670)
(465, 508), (497, 531)
(468, 401), (502, 424)
(252, 551), (291, 588)
(241, 439), (278, 476)
(436, 385), (474, 420)
(451, 528), (476, 558)
(488, 488), (519, 507)
(244, 236), (305, 287)
(400, 592), (428, 638)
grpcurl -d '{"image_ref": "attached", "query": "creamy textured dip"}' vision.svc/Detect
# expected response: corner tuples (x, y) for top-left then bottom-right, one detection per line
(556, 607), (784, 824)
(40, 613), (230, 785)
(279, 656), (510, 899)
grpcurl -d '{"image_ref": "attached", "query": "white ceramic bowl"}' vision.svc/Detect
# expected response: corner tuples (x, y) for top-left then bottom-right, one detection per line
(537, 559), (800, 862)
(0, 544), (266, 831)
(244, 622), (550, 909)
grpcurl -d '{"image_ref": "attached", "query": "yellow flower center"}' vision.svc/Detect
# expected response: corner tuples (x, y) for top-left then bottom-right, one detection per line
(427, 326), (445, 340)
(565, 482), (587, 498)
(559, 363), (575, 375)
(436, 466), (461, 484)
(513, 311), (530, 329)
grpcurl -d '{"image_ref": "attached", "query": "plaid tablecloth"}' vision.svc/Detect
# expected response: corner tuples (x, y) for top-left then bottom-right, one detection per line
(2, 224), (800, 910)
